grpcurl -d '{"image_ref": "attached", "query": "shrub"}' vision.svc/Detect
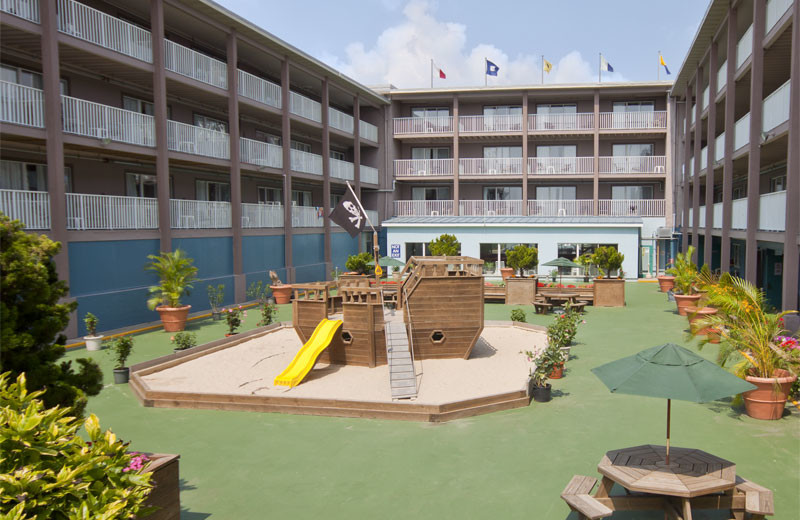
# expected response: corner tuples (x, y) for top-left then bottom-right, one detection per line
(145, 249), (199, 310)
(84, 312), (99, 337)
(345, 252), (374, 274)
(510, 308), (527, 323)
(258, 302), (278, 327)
(547, 307), (583, 349)
(0, 372), (154, 518)
(246, 280), (271, 304)
(428, 233), (460, 256)
(592, 246), (624, 278)
(505, 245), (538, 276)
(171, 331), (197, 351)
(224, 306), (246, 335)
(207, 284), (225, 313)
(110, 336), (134, 369)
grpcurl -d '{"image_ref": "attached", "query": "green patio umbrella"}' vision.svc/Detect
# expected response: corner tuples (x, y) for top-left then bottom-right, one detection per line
(541, 257), (582, 285)
(367, 256), (405, 268)
(591, 343), (756, 464)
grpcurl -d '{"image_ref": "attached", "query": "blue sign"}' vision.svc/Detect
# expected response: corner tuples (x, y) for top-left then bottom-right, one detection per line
(391, 244), (401, 258)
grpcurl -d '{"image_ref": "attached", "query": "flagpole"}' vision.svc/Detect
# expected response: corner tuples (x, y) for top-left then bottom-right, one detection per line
(430, 58), (433, 89)
(598, 53), (601, 83)
(484, 57), (487, 87)
(541, 55), (544, 84)
(657, 51), (660, 81)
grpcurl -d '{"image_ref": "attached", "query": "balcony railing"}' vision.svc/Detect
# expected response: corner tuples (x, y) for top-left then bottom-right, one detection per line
(289, 92), (321, 122)
(529, 157), (594, 175)
(734, 113), (750, 150)
(393, 200), (454, 216)
(290, 149), (322, 175)
(528, 200), (594, 217)
(394, 158), (453, 177)
(170, 199), (231, 229)
(599, 111), (667, 130)
(240, 137), (282, 169)
(715, 132), (725, 162)
(529, 113), (594, 132)
(762, 80), (790, 133)
(330, 158), (354, 181)
(237, 69), (281, 109)
(165, 39), (227, 89)
(361, 165), (379, 184)
(717, 60), (727, 93)
(359, 120), (378, 142)
(691, 104), (696, 125)
(759, 191), (786, 231)
(459, 158), (522, 176)
(459, 200), (523, 216)
(292, 205), (323, 227)
(702, 86), (710, 110)
(599, 156), (666, 174)
(393, 116), (453, 135)
(0, 189), (50, 229)
(459, 115), (522, 133)
(57, 0), (152, 63)
(0, 81), (44, 128)
(167, 120), (229, 159)
(700, 146), (708, 171)
(731, 198), (748, 229)
(62, 96), (155, 147)
(329, 107), (354, 134)
(241, 202), (283, 228)
(766, 0), (792, 34)
(65, 193), (157, 229)
(598, 199), (665, 217)
(736, 25), (753, 69)
(1, 0), (39, 22)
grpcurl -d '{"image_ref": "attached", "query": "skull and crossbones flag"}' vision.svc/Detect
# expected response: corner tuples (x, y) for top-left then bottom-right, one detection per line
(329, 188), (367, 238)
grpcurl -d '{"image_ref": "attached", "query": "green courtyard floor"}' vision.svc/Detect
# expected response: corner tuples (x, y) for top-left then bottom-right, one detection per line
(64, 283), (800, 519)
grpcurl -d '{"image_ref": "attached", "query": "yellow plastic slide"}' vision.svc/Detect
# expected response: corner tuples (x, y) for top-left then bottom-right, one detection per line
(273, 319), (342, 387)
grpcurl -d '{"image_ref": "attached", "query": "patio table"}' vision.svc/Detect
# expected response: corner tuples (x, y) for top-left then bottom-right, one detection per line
(542, 291), (579, 306)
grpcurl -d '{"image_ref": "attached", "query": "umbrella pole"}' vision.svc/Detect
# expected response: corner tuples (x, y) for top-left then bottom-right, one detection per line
(666, 398), (671, 465)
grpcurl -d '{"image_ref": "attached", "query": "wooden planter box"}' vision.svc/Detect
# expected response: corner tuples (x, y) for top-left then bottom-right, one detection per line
(506, 277), (537, 305)
(593, 278), (625, 307)
(140, 453), (180, 520)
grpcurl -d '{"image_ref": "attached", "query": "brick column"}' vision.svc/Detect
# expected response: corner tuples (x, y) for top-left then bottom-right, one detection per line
(592, 89), (600, 216)
(452, 95), (459, 216)
(692, 69), (702, 259)
(721, 5), (737, 273)
(322, 79), (331, 272)
(783, 0), (800, 309)
(705, 42), (718, 266)
(682, 85), (692, 252)
(227, 31), (244, 302)
(150, 0), (171, 253)
(281, 59), (293, 283)
(522, 93), (529, 215)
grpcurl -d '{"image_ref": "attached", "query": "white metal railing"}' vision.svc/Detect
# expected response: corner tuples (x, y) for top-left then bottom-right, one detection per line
(359, 120), (378, 142)
(290, 149), (322, 175)
(691, 105), (696, 125)
(164, 39), (226, 89)
(599, 111), (667, 129)
(702, 86), (710, 110)
(458, 200), (523, 216)
(736, 25), (753, 69)
(0, 81), (44, 128)
(717, 60), (727, 93)
(65, 193), (157, 229)
(393, 200), (454, 216)
(712, 202), (723, 228)
(57, 0), (152, 63)
(759, 191), (786, 231)
(167, 120), (229, 159)
(598, 199), (665, 217)
(329, 107), (354, 133)
(1, 0), (39, 22)
(599, 156), (667, 174)
(698, 206), (706, 228)
(365, 209), (379, 225)
(529, 113), (594, 131)
(393, 116), (453, 134)
(0, 189), (50, 229)
(330, 158), (354, 180)
(289, 92), (321, 122)
(459, 158), (522, 176)
(731, 198), (747, 229)
(292, 205), (323, 227)
(700, 146), (708, 171)
(715, 132), (725, 162)
(766, 0), (792, 34)
(241, 202), (283, 228)
(61, 95), (155, 147)
(393, 158), (453, 177)
(240, 137), (282, 169)
(237, 69), (281, 109)
(361, 165), (379, 184)
(528, 199), (594, 216)
(529, 157), (594, 175)
(170, 199), (231, 229)
(459, 114), (523, 133)
(734, 113), (750, 150)
(762, 80), (790, 133)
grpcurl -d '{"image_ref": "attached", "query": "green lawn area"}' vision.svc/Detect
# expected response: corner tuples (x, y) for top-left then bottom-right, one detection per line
(64, 283), (800, 519)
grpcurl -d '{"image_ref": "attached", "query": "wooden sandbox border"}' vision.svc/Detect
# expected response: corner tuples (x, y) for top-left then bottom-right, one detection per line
(129, 321), (546, 423)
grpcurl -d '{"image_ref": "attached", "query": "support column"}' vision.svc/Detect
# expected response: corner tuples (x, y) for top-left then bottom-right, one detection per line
(682, 85), (692, 252)
(705, 42), (718, 266)
(150, 0), (171, 253)
(281, 59), (294, 283)
(745, 0), (766, 283)
(353, 95), (361, 193)
(721, 5), (737, 273)
(783, 0), (800, 310)
(227, 31), (244, 302)
(452, 95), (459, 216)
(522, 93), (529, 215)
(664, 95), (674, 231)
(593, 89), (600, 216)
(692, 69), (702, 259)
(322, 79), (331, 273)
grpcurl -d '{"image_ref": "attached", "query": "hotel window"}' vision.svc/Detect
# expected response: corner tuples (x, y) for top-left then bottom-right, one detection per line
(255, 130), (282, 146)
(292, 190), (312, 207)
(330, 150), (346, 161)
(479, 243), (537, 274)
(331, 193), (343, 206)
(0, 160), (46, 191)
(483, 146), (522, 159)
(193, 114), (228, 133)
(411, 107), (449, 118)
(483, 105), (522, 116)
(612, 101), (655, 112)
(732, 184), (746, 199)
(123, 96), (155, 116)
(290, 140), (312, 153)
(534, 145), (578, 174)
(535, 104), (577, 129)
(1, 64), (68, 94)
(126, 173), (157, 198)
(412, 186), (451, 201)
(536, 145), (577, 158)
(535, 186), (576, 200)
(612, 101), (655, 129)
(258, 187), (282, 204)
(770, 176), (786, 192)
(405, 242), (426, 260)
(483, 186), (522, 200)
(611, 185), (653, 199)
(612, 143), (654, 157)
(411, 147), (450, 159)
(196, 180), (230, 202)
(483, 106), (522, 130)
(537, 104), (577, 115)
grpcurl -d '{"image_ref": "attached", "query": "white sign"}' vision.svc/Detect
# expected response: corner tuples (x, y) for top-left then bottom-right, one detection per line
(391, 244), (401, 258)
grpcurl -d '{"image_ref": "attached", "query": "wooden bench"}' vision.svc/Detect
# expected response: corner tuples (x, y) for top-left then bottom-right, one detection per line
(735, 476), (774, 519)
(569, 302), (587, 313)
(533, 301), (553, 314)
(483, 285), (506, 303)
(561, 475), (613, 520)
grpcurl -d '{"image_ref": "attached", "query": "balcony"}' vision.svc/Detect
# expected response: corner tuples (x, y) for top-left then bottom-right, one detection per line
(1, 0), (39, 23)
(702, 86), (710, 111)
(715, 132), (725, 162)
(459, 158), (522, 177)
(165, 39), (227, 89)
(167, 120), (230, 159)
(597, 199), (665, 217)
(599, 156), (666, 174)
(599, 111), (667, 130)
(528, 200), (594, 216)
(691, 105), (696, 125)
(0, 81), (44, 128)
(292, 205), (322, 227)
(329, 107), (353, 134)
(459, 200), (523, 216)
(57, 0), (152, 63)
(529, 113), (594, 132)
(459, 114), (522, 133)
(700, 146), (708, 172)
(736, 25), (753, 70)
(393, 200), (454, 216)
(759, 191), (786, 231)
(289, 92), (321, 123)
(62, 96), (155, 147)
(237, 70), (281, 109)
(359, 120), (378, 142)
(0, 189), (50, 229)
(393, 158), (453, 177)
(241, 202), (283, 228)
(717, 61), (727, 93)
(240, 137), (282, 169)
(762, 80), (790, 133)
(732, 198), (748, 229)
(66, 193), (157, 229)
(529, 157), (593, 175)
(766, 0), (793, 34)
(170, 199), (231, 229)
(734, 113), (750, 151)
(361, 165), (379, 184)
(330, 158), (354, 181)
(393, 116), (453, 135)
(290, 149), (322, 175)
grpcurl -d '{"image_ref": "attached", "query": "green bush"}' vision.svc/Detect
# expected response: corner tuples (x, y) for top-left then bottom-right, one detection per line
(0, 372), (154, 518)
(145, 249), (199, 310)
(345, 252), (374, 274)
(258, 302), (278, 327)
(207, 284), (225, 313)
(505, 245), (538, 276)
(84, 312), (99, 337)
(592, 246), (624, 278)
(110, 336), (134, 369)
(171, 331), (197, 351)
(428, 234), (460, 256)
(547, 307), (582, 349)
(510, 308), (527, 323)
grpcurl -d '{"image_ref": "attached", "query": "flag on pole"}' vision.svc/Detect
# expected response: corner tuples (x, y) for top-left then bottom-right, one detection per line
(433, 60), (446, 79)
(543, 58), (553, 74)
(485, 59), (499, 76)
(329, 188), (367, 238)
(600, 55), (614, 73)
(659, 54), (671, 75)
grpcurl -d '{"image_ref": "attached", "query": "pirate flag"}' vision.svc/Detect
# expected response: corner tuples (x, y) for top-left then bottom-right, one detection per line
(329, 188), (366, 238)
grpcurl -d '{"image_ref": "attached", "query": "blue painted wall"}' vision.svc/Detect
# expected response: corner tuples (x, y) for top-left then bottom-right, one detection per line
(242, 235), (287, 287)
(331, 232), (359, 273)
(293, 233), (326, 282)
(171, 237), (235, 312)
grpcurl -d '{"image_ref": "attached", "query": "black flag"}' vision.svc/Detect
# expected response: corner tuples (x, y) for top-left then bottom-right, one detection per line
(329, 188), (366, 238)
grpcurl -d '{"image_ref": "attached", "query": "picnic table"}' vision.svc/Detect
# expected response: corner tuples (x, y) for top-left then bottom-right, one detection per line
(541, 291), (579, 306)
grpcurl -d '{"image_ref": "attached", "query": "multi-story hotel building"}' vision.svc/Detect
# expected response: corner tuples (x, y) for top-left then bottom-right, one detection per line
(670, 0), (798, 309)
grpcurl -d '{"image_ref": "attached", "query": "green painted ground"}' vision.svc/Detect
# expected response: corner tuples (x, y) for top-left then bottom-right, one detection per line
(64, 284), (799, 519)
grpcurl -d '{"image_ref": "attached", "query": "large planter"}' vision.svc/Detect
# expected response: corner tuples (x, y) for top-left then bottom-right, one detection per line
(156, 305), (191, 332)
(506, 277), (537, 305)
(140, 454), (181, 520)
(271, 285), (293, 304)
(499, 267), (514, 281)
(84, 335), (104, 351)
(688, 306), (718, 326)
(673, 294), (702, 316)
(743, 369), (797, 420)
(530, 383), (552, 403)
(657, 275), (675, 292)
(113, 367), (129, 384)
(593, 278), (625, 307)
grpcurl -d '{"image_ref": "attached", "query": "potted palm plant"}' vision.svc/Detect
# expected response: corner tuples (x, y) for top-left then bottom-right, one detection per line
(83, 312), (104, 351)
(667, 245), (701, 315)
(110, 336), (134, 384)
(146, 249), (198, 332)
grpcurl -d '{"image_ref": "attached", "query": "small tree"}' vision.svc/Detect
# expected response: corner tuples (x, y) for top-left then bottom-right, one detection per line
(110, 336), (134, 369)
(345, 252), (374, 274)
(84, 312), (99, 337)
(505, 244), (538, 276)
(207, 284), (225, 313)
(428, 233), (460, 256)
(592, 246), (625, 278)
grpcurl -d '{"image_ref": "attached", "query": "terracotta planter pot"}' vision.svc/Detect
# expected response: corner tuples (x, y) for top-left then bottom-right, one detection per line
(499, 267), (514, 281)
(743, 369), (797, 420)
(549, 363), (564, 379)
(657, 275), (675, 292)
(156, 305), (191, 332)
(673, 294), (702, 316)
(225, 333), (238, 337)
(688, 306), (718, 326)
(271, 285), (292, 304)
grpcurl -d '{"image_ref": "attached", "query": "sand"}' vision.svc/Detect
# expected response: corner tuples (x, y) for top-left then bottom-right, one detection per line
(140, 325), (547, 405)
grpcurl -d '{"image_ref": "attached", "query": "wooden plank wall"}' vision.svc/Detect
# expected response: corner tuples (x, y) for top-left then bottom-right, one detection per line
(321, 302), (386, 367)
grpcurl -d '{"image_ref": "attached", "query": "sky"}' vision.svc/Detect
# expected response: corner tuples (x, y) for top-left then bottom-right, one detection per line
(217, 0), (710, 89)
